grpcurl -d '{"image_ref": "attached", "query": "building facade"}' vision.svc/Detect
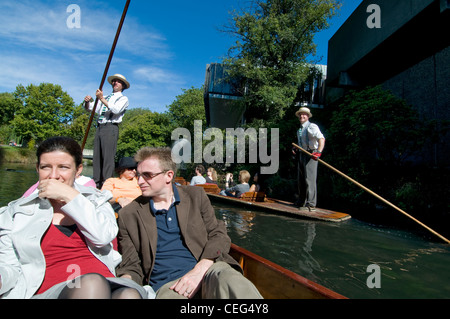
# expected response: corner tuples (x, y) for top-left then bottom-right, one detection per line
(326, 0), (450, 166)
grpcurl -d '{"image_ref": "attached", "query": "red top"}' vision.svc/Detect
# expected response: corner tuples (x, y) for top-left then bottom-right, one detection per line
(36, 224), (114, 295)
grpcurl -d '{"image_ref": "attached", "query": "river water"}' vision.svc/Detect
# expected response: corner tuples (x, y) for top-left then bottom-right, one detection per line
(1, 162), (449, 299)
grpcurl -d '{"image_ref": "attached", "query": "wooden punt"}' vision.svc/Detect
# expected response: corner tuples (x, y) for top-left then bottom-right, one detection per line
(174, 176), (189, 185)
(195, 184), (351, 222)
(230, 243), (347, 299)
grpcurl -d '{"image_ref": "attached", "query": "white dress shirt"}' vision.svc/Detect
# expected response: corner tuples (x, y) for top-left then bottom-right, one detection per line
(297, 121), (325, 150)
(87, 92), (129, 124)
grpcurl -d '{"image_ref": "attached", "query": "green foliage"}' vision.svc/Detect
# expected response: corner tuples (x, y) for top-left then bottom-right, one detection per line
(65, 103), (91, 142)
(166, 86), (206, 133)
(0, 92), (21, 126)
(0, 146), (35, 164)
(116, 108), (172, 158)
(223, 0), (339, 125)
(323, 86), (442, 211)
(11, 83), (77, 144)
(328, 86), (434, 171)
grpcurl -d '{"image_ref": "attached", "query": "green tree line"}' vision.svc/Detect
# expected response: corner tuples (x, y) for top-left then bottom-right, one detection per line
(0, 84), (205, 155)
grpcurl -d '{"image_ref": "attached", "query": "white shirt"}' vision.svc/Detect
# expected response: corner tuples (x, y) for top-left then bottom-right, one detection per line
(190, 175), (206, 185)
(87, 92), (129, 124)
(297, 121), (324, 150)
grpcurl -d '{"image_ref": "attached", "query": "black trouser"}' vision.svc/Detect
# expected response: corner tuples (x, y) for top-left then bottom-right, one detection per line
(93, 123), (119, 188)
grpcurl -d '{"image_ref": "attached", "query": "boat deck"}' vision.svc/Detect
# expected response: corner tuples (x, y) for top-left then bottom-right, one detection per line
(207, 193), (351, 222)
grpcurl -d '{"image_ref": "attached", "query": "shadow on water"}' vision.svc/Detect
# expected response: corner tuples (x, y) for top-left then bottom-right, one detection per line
(214, 202), (450, 299)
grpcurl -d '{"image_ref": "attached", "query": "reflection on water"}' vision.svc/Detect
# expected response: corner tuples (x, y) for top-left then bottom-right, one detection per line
(214, 202), (450, 299)
(0, 163), (38, 206)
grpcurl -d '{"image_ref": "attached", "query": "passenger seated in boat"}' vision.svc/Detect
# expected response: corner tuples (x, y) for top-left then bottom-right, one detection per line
(101, 157), (142, 211)
(220, 170), (250, 198)
(189, 165), (206, 185)
(248, 172), (261, 193)
(116, 147), (262, 299)
(205, 167), (218, 184)
(0, 137), (147, 299)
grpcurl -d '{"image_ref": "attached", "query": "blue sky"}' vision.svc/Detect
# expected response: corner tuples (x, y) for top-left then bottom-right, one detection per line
(0, 0), (362, 114)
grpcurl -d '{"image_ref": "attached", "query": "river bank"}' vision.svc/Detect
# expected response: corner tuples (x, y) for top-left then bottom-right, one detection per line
(0, 145), (35, 164)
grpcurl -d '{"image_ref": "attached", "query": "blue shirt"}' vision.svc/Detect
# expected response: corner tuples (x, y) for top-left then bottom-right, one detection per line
(149, 185), (197, 291)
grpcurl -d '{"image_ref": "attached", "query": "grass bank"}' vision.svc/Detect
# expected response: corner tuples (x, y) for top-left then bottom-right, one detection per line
(0, 146), (36, 165)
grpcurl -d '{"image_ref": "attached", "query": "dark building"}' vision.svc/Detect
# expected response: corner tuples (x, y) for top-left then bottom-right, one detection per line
(203, 63), (246, 129)
(326, 0), (450, 166)
(204, 63), (327, 128)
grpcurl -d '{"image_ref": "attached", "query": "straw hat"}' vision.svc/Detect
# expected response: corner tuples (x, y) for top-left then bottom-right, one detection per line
(295, 107), (312, 118)
(107, 74), (130, 90)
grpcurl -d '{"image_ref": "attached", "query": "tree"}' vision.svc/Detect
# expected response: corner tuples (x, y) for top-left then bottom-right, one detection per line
(0, 92), (21, 126)
(321, 85), (443, 210)
(328, 86), (435, 171)
(65, 103), (91, 142)
(0, 92), (23, 144)
(116, 108), (172, 158)
(11, 83), (77, 144)
(223, 0), (339, 125)
(167, 86), (206, 133)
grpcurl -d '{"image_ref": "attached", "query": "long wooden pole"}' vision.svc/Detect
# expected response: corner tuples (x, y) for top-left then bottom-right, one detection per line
(292, 143), (450, 244)
(81, 0), (131, 150)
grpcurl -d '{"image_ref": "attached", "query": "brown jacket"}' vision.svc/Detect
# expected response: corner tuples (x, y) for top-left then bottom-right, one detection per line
(115, 185), (240, 285)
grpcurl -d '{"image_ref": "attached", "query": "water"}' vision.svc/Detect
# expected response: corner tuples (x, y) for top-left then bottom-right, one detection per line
(214, 202), (450, 299)
(1, 163), (449, 299)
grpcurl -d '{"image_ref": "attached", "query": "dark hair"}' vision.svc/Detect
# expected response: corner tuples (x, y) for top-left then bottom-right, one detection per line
(36, 137), (83, 167)
(195, 165), (205, 175)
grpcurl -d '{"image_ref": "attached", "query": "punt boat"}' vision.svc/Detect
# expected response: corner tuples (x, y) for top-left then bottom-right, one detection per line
(230, 243), (346, 299)
(180, 180), (351, 223)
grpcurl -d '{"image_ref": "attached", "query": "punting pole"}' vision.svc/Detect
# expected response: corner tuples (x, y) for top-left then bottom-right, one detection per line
(292, 143), (450, 244)
(81, 0), (131, 151)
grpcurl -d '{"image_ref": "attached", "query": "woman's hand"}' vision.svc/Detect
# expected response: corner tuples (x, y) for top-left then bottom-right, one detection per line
(38, 179), (79, 204)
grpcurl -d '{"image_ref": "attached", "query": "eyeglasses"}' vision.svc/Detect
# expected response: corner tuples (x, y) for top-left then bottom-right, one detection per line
(136, 170), (167, 180)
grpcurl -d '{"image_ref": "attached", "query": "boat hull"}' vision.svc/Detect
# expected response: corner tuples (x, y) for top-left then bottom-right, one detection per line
(230, 243), (346, 299)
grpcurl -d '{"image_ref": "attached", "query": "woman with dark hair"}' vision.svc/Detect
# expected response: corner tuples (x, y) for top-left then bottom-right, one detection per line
(0, 137), (147, 299)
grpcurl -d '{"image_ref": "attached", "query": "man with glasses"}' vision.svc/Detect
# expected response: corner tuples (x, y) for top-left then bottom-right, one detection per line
(115, 147), (262, 299)
(84, 74), (130, 188)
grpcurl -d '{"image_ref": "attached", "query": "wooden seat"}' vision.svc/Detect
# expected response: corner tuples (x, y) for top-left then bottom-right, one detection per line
(174, 177), (188, 185)
(240, 191), (266, 202)
(195, 183), (221, 194)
